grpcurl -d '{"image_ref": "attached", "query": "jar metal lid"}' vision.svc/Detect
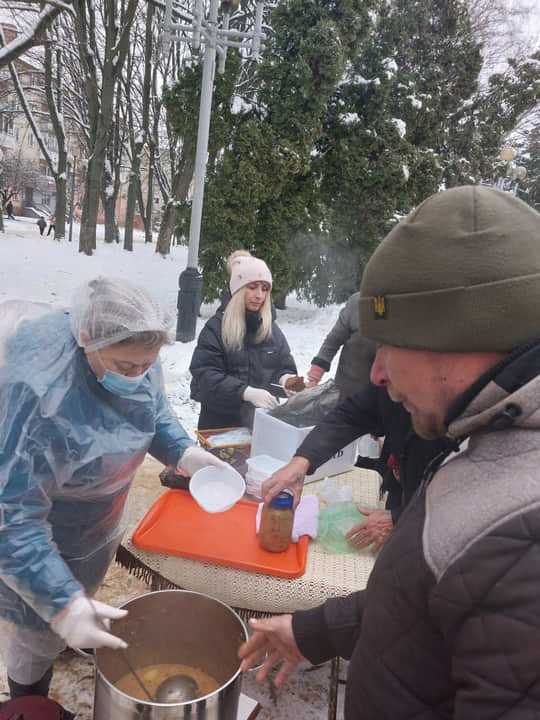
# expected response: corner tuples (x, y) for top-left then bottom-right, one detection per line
(270, 491), (294, 509)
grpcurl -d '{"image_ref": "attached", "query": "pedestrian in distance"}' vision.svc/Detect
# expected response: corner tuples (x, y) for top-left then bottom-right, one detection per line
(47, 213), (56, 238)
(5, 200), (14, 219)
(0, 277), (226, 701)
(37, 217), (47, 236)
(239, 185), (540, 719)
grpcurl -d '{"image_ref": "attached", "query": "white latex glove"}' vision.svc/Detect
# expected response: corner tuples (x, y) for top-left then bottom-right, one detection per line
(178, 445), (229, 477)
(243, 386), (279, 410)
(50, 594), (128, 650)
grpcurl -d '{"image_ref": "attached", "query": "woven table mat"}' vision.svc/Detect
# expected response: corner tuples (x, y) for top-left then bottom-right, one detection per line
(118, 460), (382, 614)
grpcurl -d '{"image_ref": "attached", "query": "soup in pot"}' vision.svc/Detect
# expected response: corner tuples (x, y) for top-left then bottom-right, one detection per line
(115, 663), (220, 701)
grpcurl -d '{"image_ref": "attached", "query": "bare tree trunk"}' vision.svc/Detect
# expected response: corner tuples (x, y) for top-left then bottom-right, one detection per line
(79, 155), (102, 254)
(103, 195), (119, 243)
(102, 140), (121, 244)
(154, 149), (195, 254)
(46, 43), (68, 239)
(155, 201), (179, 255)
(75, 0), (139, 255)
(54, 175), (68, 238)
(124, 0), (153, 251)
(141, 165), (153, 243)
(124, 165), (140, 250)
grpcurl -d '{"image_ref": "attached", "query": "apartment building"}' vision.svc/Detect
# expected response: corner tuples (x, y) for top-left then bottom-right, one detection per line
(0, 23), (61, 216)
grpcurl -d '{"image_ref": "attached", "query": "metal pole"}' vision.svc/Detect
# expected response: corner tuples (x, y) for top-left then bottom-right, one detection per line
(176, 0), (219, 342)
(68, 157), (76, 243)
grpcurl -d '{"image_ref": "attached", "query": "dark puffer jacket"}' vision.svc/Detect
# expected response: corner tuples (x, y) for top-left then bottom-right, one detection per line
(295, 382), (446, 523)
(293, 342), (540, 719)
(190, 296), (297, 430)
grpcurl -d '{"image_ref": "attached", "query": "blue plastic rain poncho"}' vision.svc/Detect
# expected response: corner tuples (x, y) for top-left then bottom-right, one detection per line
(0, 296), (193, 634)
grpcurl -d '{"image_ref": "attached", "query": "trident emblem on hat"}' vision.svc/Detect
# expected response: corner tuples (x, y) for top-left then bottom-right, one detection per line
(373, 296), (387, 318)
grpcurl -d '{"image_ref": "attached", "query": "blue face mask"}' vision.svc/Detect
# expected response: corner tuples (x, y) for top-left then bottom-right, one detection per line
(98, 368), (148, 396)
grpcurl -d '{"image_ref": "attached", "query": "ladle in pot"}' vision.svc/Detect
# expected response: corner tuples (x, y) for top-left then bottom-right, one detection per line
(154, 674), (199, 703)
(85, 598), (155, 703)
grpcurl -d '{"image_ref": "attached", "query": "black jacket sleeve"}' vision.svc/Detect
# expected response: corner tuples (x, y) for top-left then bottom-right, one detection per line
(295, 383), (385, 473)
(189, 320), (246, 413)
(293, 590), (366, 664)
(268, 324), (297, 384)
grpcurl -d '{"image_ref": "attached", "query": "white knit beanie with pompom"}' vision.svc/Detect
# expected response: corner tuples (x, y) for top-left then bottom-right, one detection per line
(229, 256), (272, 295)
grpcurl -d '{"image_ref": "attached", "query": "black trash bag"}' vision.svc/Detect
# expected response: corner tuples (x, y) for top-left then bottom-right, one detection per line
(268, 379), (340, 427)
(0, 696), (75, 719)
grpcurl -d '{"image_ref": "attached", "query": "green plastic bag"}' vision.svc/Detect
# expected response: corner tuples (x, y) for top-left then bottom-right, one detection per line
(318, 502), (374, 553)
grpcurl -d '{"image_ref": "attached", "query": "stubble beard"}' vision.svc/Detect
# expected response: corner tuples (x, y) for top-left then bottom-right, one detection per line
(410, 409), (445, 440)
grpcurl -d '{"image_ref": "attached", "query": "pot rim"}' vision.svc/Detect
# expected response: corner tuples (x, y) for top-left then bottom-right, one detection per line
(94, 589), (248, 708)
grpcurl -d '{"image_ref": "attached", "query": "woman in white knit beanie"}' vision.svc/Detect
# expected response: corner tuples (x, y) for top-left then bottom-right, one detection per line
(189, 251), (300, 430)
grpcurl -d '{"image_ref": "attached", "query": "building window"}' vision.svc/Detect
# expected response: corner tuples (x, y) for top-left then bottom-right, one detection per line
(1, 114), (13, 135)
(28, 133), (33, 146)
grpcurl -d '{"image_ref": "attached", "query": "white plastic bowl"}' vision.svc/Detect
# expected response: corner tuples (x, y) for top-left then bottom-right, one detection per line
(189, 465), (245, 513)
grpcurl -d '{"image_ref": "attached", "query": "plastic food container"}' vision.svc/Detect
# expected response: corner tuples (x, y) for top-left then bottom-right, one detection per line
(245, 455), (288, 500)
(189, 465), (245, 513)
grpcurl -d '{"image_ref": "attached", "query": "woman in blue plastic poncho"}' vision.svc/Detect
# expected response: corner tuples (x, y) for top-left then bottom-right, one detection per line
(0, 277), (225, 700)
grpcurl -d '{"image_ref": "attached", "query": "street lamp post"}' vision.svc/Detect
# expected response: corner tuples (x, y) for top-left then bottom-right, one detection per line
(161, 0), (267, 342)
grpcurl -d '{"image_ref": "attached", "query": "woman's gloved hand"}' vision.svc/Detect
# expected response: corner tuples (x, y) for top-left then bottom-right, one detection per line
(178, 446), (229, 477)
(50, 595), (128, 650)
(306, 364), (324, 388)
(243, 386), (279, 409)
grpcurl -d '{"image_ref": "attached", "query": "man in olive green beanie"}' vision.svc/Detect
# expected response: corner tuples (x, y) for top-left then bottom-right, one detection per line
(239, 186), (540, 719)
(360, 184), (540, 353)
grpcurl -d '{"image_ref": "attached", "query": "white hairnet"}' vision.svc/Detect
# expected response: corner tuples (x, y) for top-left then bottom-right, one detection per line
(69, 276), (174, 352)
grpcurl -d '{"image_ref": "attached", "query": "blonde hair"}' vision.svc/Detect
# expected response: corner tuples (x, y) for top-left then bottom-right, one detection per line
(222, 286), (273, 351)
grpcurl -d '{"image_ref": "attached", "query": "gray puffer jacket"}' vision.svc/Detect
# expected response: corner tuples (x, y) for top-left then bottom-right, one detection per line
(311, 292), (376, 402)
(293, 342), (540, 719)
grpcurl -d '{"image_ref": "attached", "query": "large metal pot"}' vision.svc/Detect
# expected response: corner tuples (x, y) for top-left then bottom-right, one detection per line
(93, 590), (248, 719)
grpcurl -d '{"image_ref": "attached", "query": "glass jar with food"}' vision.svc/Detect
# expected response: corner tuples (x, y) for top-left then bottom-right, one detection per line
(259, 491), (294, 552)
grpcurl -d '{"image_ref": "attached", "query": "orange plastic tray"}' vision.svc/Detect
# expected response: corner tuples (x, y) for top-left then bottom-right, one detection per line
(132, 489), (309, 579)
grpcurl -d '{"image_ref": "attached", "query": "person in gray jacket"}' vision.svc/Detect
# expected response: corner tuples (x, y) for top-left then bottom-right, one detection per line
(239, 186), (540, 719)
(306, 291), (376, 402)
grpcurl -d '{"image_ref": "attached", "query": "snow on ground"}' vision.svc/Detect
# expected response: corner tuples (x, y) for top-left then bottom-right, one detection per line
(0, 214), (342, 436)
